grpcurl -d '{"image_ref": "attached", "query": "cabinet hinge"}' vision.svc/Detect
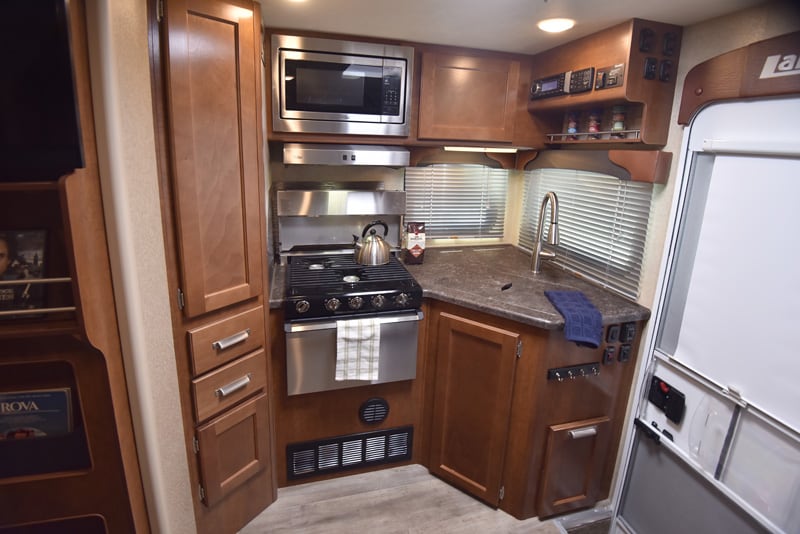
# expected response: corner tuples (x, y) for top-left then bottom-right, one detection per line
(516, 340), (522, 358)
(499, 486), (505, 500)
(177, 288), (185, 310)
(156, 0), (164, 22)
(198, 484), (206, 502)
(192, 436), (199, 454)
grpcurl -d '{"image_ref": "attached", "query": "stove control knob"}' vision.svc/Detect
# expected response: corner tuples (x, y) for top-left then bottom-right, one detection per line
(325, 298), (341, 312)
(295, 300), (310, 314)
(348, 296), (364, 310)
(371, 294), (387, 309)
(395, 293), (410, 307)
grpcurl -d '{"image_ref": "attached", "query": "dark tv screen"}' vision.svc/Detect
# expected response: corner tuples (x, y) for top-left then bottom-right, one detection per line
(0, 0), (85, 182)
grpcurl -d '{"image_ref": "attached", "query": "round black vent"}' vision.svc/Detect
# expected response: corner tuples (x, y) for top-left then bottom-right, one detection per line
(359, 397), (389, 424)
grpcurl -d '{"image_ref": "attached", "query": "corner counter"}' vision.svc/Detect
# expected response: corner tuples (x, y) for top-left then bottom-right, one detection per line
(404, 245), (650, 329)
(270, 245), (650, 329)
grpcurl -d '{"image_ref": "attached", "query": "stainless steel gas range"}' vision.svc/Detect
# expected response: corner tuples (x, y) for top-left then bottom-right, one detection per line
(275, 186), (423, 396)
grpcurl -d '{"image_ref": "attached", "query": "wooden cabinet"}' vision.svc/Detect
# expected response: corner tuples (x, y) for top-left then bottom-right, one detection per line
(536, 416), (612, 517)
(153, 0), (276, 531)
(163, 0), (263, 318)
(423, 300), (644, 521)
(418, 51), (521, 143)
(527, 18), (682, 148)
(196, 393), (271, 507)
(0, 1), (147, 531)
(428, 311), (520, 506)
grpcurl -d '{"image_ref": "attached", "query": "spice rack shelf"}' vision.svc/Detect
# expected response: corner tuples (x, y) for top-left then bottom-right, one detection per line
(526, 19), (682, 149)
(545, 129), (642, 144)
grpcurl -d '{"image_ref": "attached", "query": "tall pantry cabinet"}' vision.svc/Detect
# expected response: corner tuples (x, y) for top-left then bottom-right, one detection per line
(151, 0), (276, 531)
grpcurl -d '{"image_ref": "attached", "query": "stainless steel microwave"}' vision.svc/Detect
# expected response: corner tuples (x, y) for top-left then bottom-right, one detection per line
(271, 34), (414, 137)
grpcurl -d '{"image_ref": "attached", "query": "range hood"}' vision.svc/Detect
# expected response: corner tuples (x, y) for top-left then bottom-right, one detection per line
(283, 143), (410, 166)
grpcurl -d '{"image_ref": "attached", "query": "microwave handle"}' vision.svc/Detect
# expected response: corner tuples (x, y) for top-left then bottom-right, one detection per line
(285, 311), (423, 333)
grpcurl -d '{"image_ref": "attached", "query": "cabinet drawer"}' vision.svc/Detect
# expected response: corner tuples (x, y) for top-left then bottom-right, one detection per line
(192, 349), (267, 423)
(537, 416), (611, 518)
(196, 392), (270, 507)
(188, 305), (265, 376)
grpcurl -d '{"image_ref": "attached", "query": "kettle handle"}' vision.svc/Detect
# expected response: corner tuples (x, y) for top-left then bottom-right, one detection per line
(362, 220), (389, 238)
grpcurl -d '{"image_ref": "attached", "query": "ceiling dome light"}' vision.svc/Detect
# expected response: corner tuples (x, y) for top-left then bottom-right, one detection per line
(537, 18), (575, 33)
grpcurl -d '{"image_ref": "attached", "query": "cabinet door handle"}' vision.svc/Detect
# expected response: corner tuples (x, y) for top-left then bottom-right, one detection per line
(212, 328), (251, 351)
(568, 426), (597, 439)
(215, 373), (252, 398)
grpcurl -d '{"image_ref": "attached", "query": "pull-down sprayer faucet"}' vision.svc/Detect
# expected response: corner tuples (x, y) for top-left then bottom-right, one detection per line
(531, 191), (559, 274)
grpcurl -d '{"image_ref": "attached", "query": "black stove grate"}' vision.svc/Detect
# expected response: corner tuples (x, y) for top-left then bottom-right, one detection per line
(288, 254), (415, 290)
(284, 253), (422, 319)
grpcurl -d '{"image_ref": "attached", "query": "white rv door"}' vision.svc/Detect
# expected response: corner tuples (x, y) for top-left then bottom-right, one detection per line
(612, 96), (800, 534)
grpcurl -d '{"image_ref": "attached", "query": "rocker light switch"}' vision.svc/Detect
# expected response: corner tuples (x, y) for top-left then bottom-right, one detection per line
(621, 322), (637, 343)
(606, 324), (620, 343)
(644, 57), (658, 80)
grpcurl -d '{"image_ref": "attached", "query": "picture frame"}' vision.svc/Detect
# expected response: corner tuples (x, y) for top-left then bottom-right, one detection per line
(0, 229), (47, 316)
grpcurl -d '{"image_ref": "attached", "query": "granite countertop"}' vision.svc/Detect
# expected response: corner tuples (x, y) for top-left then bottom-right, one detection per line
(269, 245), (651, 330)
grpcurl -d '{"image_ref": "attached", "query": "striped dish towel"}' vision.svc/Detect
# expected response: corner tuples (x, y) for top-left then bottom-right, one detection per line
(335, 318), (381, 381)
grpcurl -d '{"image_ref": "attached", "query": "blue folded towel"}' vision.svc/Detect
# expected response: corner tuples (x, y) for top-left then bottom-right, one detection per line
(544, 290), (603, 348)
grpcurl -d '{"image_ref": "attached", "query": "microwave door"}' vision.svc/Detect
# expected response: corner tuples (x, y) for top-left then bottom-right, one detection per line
(280, 50), (394, 123)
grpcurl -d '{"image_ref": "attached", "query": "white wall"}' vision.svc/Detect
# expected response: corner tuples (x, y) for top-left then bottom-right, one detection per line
(84, 1), (196, 533)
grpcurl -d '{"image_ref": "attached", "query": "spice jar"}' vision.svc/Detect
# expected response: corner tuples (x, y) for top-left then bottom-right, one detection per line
(565, 111), (579, 140)
(611, 104), (626, 138)
(588, 110), (601, 139)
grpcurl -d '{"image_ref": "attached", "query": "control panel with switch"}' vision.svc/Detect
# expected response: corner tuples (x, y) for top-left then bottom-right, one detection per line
(647, 376), (686, 424)
(595, 63), (625, 90)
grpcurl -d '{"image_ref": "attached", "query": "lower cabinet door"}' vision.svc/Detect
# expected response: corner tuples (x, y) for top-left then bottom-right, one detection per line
(537, 416), (612, 517)
(429, 312), (519, 507)
(196, 392), (269, 507)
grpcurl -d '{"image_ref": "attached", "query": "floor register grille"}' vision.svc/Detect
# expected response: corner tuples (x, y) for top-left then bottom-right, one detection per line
(287, 426), (413, 480)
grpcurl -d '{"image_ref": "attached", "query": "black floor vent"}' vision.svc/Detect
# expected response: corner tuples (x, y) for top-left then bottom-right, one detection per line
(287, 426), (413, 480)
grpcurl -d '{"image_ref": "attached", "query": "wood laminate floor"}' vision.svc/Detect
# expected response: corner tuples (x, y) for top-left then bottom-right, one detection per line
(240, 464), (564, 534)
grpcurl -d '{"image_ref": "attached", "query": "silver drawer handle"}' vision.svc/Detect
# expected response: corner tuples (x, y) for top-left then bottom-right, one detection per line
(568, 426), (597, 440)
(215, 373), (252, 397)
(211, 328), (251, 351)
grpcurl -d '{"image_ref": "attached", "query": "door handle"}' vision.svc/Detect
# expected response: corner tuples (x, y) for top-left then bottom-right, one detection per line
(212, 328), (251, 351)
(568, 426), (598, 439)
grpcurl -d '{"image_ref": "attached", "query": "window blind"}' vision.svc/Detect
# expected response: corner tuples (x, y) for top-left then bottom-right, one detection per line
(404, 165), (507, 239)
(519, 168), (653, 299)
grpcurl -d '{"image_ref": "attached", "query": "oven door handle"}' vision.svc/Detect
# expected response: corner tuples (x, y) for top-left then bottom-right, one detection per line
(285, 311), (424, 333)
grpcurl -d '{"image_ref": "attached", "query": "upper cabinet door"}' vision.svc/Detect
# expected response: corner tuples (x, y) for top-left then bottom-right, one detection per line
(164, 0), (263, 317)
(418, 51), (520, 143)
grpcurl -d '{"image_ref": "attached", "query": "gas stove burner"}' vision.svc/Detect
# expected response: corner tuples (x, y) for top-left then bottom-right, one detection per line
(285, 253), (423, 320)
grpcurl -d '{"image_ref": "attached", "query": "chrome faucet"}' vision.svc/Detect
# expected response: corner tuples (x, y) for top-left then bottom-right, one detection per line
(531, 191), (559, 274)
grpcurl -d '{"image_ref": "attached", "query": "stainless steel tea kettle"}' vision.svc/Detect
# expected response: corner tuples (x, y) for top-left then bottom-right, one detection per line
(353, 220), (392, 265)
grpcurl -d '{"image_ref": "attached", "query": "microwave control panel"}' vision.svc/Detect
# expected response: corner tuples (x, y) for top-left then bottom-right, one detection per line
(530, 67), (595, 100)
(381, 65), (404, 116)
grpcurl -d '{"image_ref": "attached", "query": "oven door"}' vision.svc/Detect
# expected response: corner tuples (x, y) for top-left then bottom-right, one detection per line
(284, 311), (422, 396)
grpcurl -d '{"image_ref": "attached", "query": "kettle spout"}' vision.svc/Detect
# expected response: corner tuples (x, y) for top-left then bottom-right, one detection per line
(352, 234), (361, 250)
